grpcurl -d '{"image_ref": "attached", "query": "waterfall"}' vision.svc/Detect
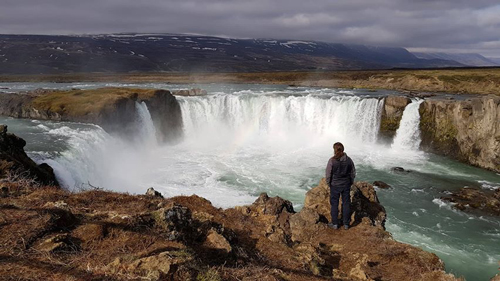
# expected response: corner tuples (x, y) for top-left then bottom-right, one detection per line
(392, 100), (424, 150)
(135, 101), (157, 145)
(47, 102), (158, 190)
(178, 94), (384, 145)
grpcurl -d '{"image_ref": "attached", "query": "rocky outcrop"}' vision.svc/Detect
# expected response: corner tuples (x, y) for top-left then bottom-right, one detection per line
(373, 180), (391, 189)
(140, 90), (183, 143)
(379, 95), (411, 140)
(0, 181), (458, 280)
(0, 125), (58, 186)
(303, 178), (386, 229)
(419, 95), (500, 172)
(0, 88), (183, 143)
(441, 187), (500, 216)
(172, 88), (207, 96)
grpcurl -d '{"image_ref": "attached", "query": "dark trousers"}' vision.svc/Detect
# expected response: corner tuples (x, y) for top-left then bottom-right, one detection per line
(330, 186), (351, 226)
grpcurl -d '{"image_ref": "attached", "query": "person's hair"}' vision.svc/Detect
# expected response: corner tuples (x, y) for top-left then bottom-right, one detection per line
(333, 142), (344, 159)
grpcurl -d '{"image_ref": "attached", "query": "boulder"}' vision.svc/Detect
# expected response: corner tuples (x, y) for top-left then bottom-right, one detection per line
(252, 192), (295, 216)
(391, 167), (411, 173)
(441, 187), (500, 216)
(0, 125), (58, 186)
(152, 203), (193, 240)
(303, 179), (386, 228)
(146, 187), (163, 198)
(204, 228), (232, 253)
(373, 181), (391, 189)
(105, 250), (194, 281)
(290, 207), (326, 243)
(235, 193), (295, 245)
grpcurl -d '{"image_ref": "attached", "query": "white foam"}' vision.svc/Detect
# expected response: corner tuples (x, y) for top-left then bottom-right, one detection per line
(433, 198), (455, 209)
(478, 180), (500, 190)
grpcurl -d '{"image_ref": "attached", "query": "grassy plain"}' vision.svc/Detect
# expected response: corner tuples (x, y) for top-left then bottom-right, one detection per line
(1, 68), (500, 95)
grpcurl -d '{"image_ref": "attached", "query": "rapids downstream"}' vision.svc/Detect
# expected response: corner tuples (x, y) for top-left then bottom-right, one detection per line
(1, 82), (499, 280)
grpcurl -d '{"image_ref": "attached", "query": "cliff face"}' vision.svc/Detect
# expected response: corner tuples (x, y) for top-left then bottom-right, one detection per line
(0, 125), (58, 186)
(379, 95), (411, 140)
(142, 90), (183, 143)
(419, 95), (500, 172)
(0, 88), (183, 143)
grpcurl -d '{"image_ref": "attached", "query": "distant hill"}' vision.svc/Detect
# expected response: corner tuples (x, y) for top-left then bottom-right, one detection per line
(412, 52), (498, 67)
(0, 33), (463, 74)
(487, 58), (500, 65)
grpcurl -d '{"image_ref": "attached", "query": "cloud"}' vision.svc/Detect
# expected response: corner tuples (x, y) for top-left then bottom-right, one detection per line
(1, 0), (499, 56)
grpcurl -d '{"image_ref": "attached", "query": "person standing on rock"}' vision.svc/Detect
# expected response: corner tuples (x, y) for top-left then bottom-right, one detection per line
(325, 142), (356, 230)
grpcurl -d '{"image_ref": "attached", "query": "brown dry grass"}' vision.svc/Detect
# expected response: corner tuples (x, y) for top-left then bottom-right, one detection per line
(1, 68), (500, 95)
(0, 184), (463, 281)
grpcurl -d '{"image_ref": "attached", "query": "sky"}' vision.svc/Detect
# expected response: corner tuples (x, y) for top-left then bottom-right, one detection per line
(1, 0), (500, 57)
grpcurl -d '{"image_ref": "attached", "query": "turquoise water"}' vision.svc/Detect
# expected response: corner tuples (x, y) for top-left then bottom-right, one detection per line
(1, 83), (499, 280)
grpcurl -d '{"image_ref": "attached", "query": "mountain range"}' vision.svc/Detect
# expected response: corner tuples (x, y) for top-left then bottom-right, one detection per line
(412, 52), (498, 67)
(0, 33), (496, 74)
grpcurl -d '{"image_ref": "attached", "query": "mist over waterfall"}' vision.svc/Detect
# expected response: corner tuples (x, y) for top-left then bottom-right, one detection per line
(392, 100), (424, 151)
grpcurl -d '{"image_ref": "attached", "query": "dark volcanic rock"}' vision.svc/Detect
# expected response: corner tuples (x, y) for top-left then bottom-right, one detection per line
(142, 90), (183, 143)
(391, 167), (411, 173)
(441, 187), (500, 216)
(373, 181), (391, 189)
(379, 95), (411, 140)
(152, 203), (194, 241)
(146, 187), (163, 198)
(0, 125), (58, 186)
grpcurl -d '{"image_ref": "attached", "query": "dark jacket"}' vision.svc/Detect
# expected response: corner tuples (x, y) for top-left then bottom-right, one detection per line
(325, 153), (356, 189)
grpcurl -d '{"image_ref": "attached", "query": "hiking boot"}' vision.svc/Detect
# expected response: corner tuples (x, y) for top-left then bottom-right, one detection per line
(344, 225), (349, 230)
(327, 223), (339, 229)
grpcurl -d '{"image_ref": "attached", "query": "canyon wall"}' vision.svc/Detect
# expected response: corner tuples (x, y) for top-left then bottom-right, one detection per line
(0, 88), (183, 143)
(380, 94), (500, 172)
(419, 95), (500, 172)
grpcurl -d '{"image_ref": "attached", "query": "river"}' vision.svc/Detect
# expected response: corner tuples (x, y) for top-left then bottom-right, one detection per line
(1, 82), (499, 280)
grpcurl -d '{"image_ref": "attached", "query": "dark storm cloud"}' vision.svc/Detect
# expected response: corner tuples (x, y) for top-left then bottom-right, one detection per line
(1, 0), (500, 56)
